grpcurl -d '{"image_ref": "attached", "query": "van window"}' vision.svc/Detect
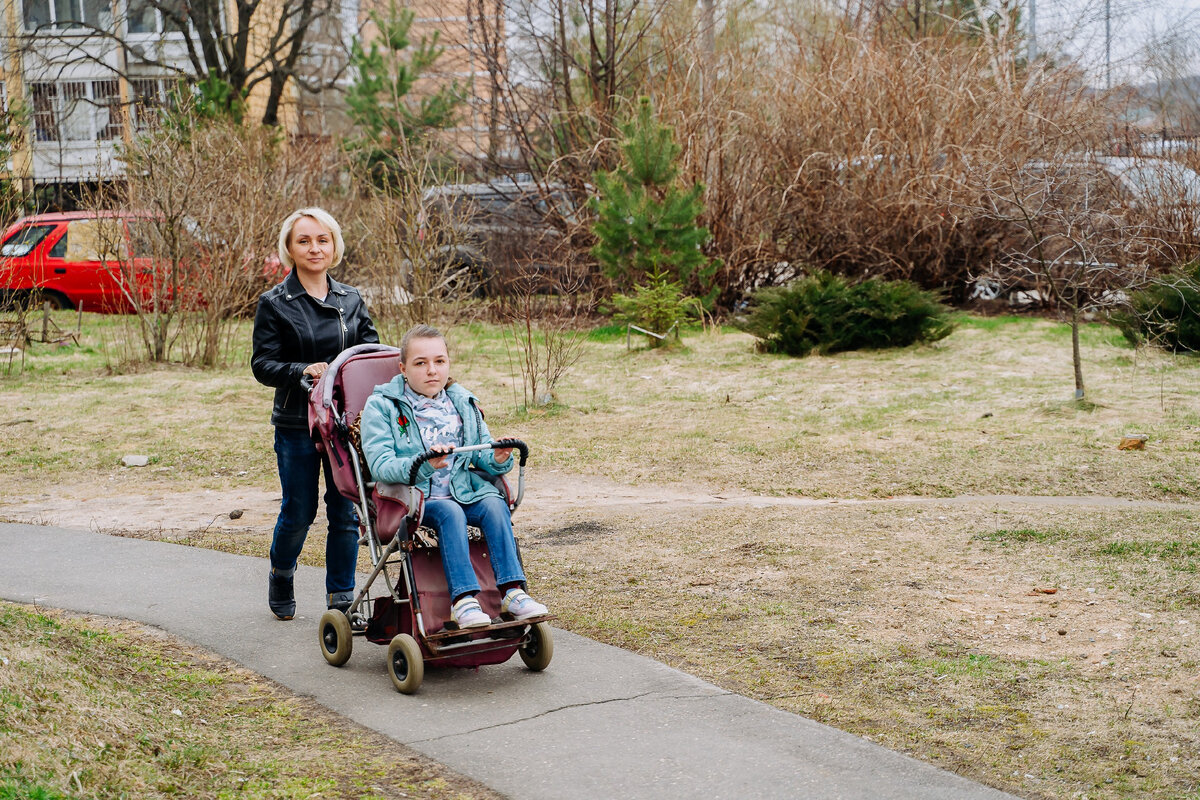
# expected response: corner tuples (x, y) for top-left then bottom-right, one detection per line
(0, 224), (55, 257)
(48, 219), (127, 262)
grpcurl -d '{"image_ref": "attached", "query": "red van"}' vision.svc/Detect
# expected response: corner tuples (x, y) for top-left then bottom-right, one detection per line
(0, 211), (287, 313)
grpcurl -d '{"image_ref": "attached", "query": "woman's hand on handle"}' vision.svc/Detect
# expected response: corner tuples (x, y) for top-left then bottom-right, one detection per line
(303, 362), (329, 380)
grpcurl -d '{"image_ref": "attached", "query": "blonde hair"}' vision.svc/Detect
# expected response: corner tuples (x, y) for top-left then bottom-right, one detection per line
(277, 207), (345, 271)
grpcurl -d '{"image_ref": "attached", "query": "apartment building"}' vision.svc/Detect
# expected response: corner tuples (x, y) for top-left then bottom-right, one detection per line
(1, 0), (210, 195)
(0, 0), (508, 202)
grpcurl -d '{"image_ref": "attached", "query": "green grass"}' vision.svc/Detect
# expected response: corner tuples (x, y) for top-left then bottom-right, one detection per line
(973, 527), (1069, 544)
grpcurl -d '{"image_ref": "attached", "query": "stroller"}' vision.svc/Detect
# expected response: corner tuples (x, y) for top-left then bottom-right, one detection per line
(306, 343), (553, 693)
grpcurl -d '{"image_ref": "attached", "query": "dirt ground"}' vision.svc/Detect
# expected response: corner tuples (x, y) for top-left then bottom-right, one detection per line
(12, 468), (1192, 534)
(4, 472), (1199, 799)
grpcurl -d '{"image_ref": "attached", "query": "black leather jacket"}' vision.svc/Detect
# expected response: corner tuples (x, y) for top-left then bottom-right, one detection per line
(251, 270), (379, 429)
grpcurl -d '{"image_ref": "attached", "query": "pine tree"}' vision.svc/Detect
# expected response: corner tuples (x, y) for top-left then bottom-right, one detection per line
(345, 1), (462, 187)
(591, 97), (718, 305)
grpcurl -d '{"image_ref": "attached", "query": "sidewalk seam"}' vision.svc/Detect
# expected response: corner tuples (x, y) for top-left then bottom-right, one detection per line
(406, 689), (728, 744)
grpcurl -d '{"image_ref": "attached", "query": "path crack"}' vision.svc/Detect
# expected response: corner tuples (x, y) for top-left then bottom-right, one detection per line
(407, 689), (725, 744)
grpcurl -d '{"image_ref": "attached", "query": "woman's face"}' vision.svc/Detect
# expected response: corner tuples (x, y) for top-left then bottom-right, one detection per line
(287, 216), (335, 278)
(400, 336), (450, 398)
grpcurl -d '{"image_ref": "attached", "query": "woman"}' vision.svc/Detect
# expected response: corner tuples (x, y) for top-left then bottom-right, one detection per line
(359, 324), (549, 628)
(251, 207), (378, 620)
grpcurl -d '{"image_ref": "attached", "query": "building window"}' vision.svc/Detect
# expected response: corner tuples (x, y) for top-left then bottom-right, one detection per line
(30, 80), (126, 142)
(23, 0), (112, 31)
(126, 0), (186, 34)
(30, 83), (58, 142)
(129, 78), (180, 130)
(93, 80), (123, 140)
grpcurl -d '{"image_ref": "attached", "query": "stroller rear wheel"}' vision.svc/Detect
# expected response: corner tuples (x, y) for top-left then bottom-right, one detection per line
(519, 622), (553, 671)
(387, 633), (424, 694)
(318, 609), (353, 666)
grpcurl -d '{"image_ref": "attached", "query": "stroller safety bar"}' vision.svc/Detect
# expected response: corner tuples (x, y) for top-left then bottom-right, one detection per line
(406, 440), (528, 509)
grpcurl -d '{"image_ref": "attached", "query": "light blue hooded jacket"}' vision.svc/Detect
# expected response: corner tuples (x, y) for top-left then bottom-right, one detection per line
(359, 375), (512, 504)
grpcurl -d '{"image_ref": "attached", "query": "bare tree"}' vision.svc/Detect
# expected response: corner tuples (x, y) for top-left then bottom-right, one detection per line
(344, 159), (484, 343)
(966, 156), (1180, 400)
(89, 115), (352, 365)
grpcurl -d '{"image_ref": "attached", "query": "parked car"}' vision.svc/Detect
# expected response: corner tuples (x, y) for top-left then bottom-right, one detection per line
(418, 178), (583, 294)
(0, 211), (139, 312)
(0, 211), (287, 313)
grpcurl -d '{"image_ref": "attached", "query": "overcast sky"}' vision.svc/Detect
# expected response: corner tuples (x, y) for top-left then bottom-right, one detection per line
(1033, 0), (1200, 86)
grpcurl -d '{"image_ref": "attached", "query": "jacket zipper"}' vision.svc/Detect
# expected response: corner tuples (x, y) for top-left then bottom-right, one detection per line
(399, 397), (436, 497)
(336, 306), (347, 352)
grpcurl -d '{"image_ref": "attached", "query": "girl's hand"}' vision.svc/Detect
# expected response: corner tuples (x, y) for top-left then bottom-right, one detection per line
(493, 441), (513, 464)
(428, 444), (454, 470)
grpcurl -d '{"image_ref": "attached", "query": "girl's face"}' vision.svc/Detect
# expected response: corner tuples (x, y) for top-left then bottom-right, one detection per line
(400, 336), (450, 398)
(287, 216), (335, 277)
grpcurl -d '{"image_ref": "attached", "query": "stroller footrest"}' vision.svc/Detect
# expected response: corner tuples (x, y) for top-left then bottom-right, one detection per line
(427, 614), (555, 642)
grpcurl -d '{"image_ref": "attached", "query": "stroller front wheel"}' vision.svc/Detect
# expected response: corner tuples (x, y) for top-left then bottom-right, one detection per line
(318, 609), (353, 667)
(519, 622), (553, 671)
(387, 633), (424, 694)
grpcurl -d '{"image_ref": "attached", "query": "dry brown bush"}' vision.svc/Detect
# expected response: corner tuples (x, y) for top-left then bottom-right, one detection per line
(483, 4), (1200, 310)
(99, 120), (355, 366)
(655, 16), (1122, 304)
(340, 162), (485, 344)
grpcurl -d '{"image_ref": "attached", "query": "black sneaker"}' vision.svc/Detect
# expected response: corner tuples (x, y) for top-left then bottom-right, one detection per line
(269, 570), (295, 620)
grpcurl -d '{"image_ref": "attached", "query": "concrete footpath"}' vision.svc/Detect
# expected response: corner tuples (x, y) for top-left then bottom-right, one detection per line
(0, 522), (1021, 800)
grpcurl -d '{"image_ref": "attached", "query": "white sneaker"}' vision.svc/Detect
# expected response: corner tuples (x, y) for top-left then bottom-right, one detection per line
(501, 588), (549, 620)
(451, 595), (491, 628)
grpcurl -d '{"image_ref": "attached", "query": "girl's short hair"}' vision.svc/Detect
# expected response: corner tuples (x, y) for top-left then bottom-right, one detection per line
(277, 207), (345, 271)
(400, 324), (446, 361)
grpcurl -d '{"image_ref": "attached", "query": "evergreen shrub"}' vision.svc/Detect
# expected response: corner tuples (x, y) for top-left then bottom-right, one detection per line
(1113, 262), (1200, 352)
(736, 271), (956, 356)
(609, 270), (699, 347)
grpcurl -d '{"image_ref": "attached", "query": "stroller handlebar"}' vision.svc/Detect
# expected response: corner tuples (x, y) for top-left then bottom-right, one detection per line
(406, 439), (529, 485)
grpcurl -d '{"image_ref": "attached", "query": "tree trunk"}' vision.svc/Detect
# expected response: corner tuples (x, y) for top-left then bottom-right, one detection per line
(1071, 307), (1085, 400)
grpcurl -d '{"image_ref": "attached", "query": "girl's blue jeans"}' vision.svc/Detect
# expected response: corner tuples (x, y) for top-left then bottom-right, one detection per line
(422, 494), (526, 601)
(269, 426), (358, 596)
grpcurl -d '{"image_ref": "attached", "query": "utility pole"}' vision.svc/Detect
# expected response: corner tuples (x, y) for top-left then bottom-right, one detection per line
(1105, 0), (1112, 89)
(1028, 0), (1037, 63)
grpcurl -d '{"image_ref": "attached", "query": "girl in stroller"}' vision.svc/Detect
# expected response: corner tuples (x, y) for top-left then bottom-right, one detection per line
(358, 324), (550, 629)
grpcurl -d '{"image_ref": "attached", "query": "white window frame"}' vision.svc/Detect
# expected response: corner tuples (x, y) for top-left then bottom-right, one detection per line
(23, 0), (113, 32)
(29, 80), (126, 143)
(125, 0), (191, 36)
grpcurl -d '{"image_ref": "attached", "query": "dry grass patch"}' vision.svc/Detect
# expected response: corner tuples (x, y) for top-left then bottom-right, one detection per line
(519, 501), (1200, 800)
(459, 318), (1200, 501)
(3, 316), (1198, 503)
(0, 602), (499, 800)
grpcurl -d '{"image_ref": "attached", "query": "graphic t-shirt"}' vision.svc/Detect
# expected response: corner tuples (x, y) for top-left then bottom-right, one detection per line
(403, 383), (463, 498)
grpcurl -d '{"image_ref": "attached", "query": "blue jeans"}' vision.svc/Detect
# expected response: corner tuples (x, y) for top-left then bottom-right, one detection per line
(269, 426), (358, 596)
(422, 495), (526, 601)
